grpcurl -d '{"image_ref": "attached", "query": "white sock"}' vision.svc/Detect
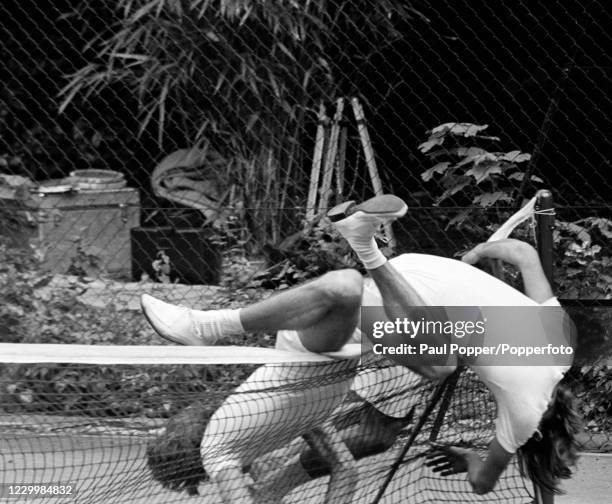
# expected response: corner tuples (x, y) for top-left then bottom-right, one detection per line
(190, 308), (244, 343)
(348, 236), (387, 270)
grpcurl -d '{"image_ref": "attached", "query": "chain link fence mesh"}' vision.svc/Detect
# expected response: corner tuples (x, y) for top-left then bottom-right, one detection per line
(0, 0), (610, 470)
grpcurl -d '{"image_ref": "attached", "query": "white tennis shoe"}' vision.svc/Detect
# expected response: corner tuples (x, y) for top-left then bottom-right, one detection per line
(328, 194), (407, 243)
(140, 294), (211, 345)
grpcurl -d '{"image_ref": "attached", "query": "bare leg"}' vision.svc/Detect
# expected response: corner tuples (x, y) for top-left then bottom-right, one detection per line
(240, 269), (364, 352)
(141, 269), (363, 351)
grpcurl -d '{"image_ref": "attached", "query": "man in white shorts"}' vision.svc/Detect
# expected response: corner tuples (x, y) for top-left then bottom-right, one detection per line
(141, 194), (581, 497)
(146, 358), (416, 502)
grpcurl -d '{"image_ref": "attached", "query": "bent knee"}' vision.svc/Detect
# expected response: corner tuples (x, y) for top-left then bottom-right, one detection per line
(317, 269), (363, 310)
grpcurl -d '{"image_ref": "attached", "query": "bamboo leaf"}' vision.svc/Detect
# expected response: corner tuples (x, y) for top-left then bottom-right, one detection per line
(193, 0), (215, 19)
(204, 30), (220, 42)
(139, 101), (159, 138)
(109, 53), (150, 61)
(238, 5), (253, 26)
(277, 42), (297, 62)
(158, 77), (170, 145)
(302, 67), (312, 90)
(214, 70), (227, 93)
(246, 113), (259, 132)
(268, 69), (281, 99)
(132, 0), (160, 22)
(155, 0), (166, 17)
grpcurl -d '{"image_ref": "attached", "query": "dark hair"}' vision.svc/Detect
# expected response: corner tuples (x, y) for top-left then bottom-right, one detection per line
(517, 383), (582, 494)
(146, 401), (211, 496)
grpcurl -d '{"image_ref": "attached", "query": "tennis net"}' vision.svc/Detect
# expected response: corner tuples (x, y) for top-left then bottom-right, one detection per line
(0, 344), (535, 503)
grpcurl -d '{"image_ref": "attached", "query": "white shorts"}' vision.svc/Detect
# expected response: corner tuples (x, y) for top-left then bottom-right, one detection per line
(200, 359), (356, 478)
(275, 329), (423, 418)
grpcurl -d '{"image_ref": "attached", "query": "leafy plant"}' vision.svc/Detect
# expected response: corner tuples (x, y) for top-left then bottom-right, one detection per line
(418, 124), (612, 287)
(565, 365), (612, 432)
(554, 217), (612, 299)
(419, 123), (538, 232)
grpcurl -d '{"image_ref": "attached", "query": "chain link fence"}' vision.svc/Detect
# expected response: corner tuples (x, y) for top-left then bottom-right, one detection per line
(1, 0), (611, 452)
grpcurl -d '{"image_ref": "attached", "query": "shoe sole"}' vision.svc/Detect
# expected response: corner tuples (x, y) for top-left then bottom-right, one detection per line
(140, 294), (187, 346)
(327, 195), (408, 222)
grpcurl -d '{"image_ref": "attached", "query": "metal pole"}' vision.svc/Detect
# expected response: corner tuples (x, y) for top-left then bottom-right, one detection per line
(370, 374), (454, 504)
(535, 189), (555, 286)
(429, 368), (463, 442)
(534, 189), (555, 504)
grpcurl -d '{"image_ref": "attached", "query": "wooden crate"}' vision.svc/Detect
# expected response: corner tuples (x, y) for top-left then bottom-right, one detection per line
(0, 187), (140, 276)
(34, 188), (140, 276)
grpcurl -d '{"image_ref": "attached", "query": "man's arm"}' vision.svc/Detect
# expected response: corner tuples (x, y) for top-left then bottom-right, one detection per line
(426, 438), (513, 495)
(425, 239), (553, 495)
(468, 439), (514, 494)
(462, 239), (554, 303)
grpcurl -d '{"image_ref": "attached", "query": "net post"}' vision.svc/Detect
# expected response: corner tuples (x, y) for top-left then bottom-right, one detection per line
(534, 189), (556, 504)
(369, 372), (456, 504)
(535, 189), (555, 285)
(428, 367), (463, 442)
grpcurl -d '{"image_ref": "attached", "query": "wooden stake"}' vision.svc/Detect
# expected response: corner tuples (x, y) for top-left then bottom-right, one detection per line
(305, 102), (327, 223)
(318, 98), (345, 214)
(351, 97), (396, 249)
(335, 122), (348, 204)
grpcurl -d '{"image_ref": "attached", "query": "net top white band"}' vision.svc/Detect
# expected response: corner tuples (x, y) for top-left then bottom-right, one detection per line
(487, 193), (537, 242)
(0, 343), (363, 365)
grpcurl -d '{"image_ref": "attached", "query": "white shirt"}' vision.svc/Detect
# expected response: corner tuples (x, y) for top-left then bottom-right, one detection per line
(361, 254), (570, 452)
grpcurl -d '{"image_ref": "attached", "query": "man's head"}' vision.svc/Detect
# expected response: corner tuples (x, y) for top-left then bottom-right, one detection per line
(516, 383), (582, 494)
(146, 401), (211, 496)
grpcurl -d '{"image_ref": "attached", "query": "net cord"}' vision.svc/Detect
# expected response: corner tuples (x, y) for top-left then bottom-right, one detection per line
(0, 343), (362, 364)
